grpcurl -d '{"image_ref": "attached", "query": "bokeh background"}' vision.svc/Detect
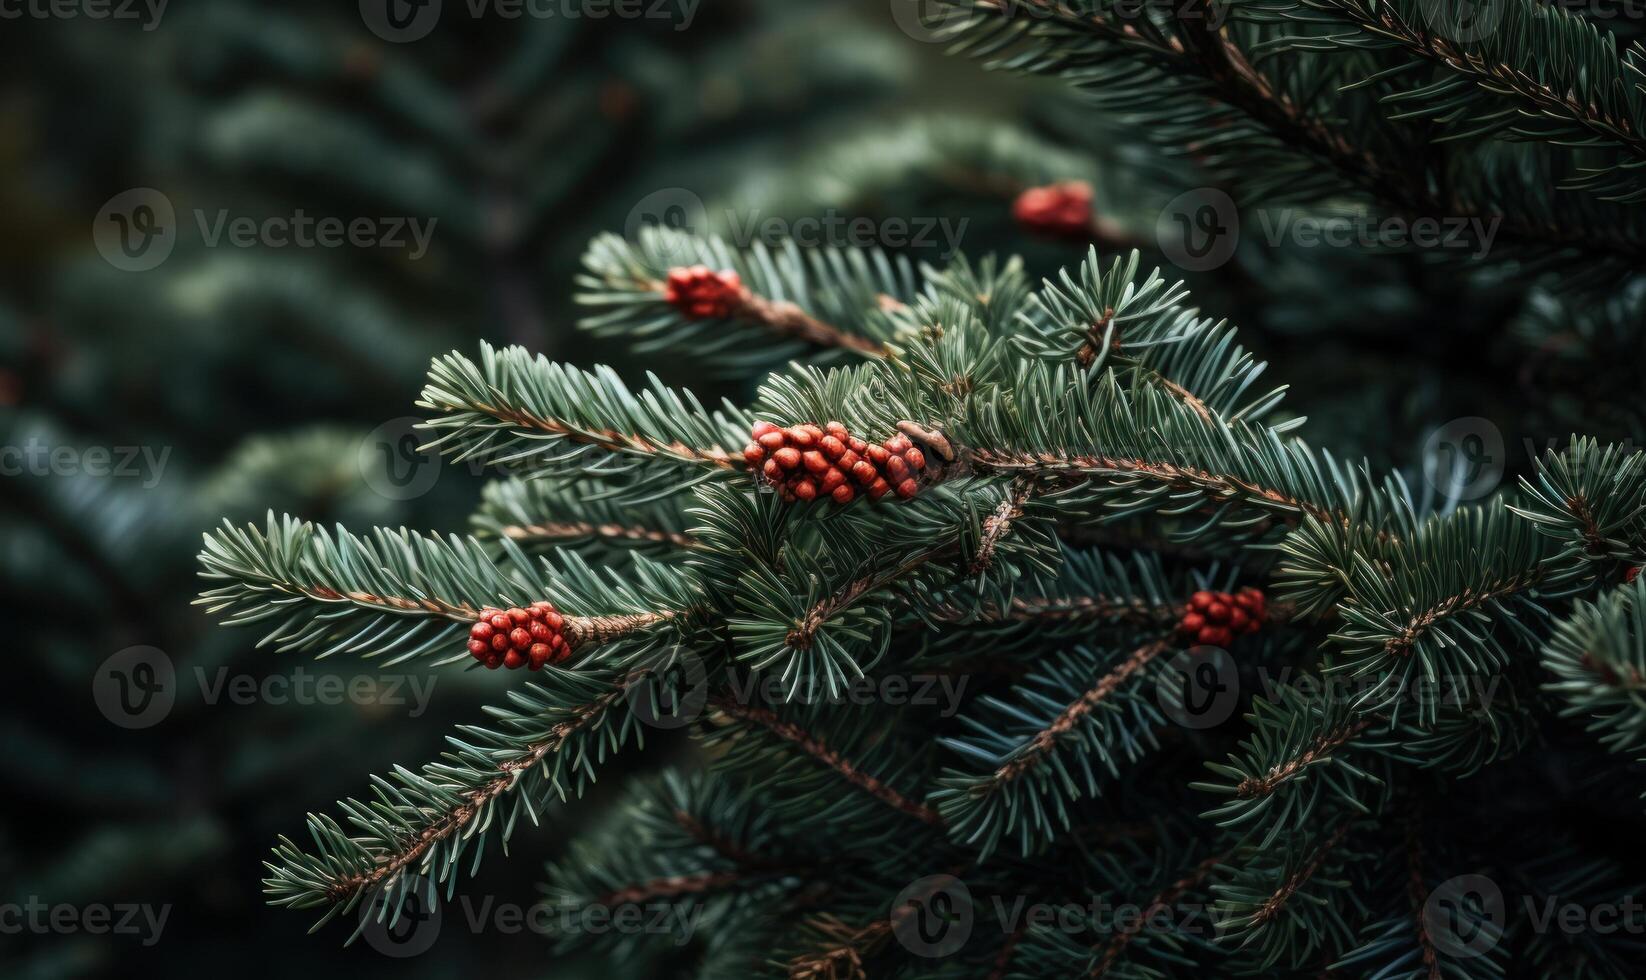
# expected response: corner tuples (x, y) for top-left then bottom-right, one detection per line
(1, 1), (1637, 977)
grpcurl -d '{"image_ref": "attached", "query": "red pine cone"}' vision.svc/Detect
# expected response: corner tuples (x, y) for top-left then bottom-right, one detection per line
(663, 265), (750, 319)
(1628, 566), (1641, 584)
(1178, 587), (1267, 648)
(467, 601), (570, 671)
(1012, 181), (1094, 238)
(743, 421), (929, 504)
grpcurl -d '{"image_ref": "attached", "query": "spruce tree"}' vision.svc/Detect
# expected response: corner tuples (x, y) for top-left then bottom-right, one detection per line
(194, 2), (1646, 977)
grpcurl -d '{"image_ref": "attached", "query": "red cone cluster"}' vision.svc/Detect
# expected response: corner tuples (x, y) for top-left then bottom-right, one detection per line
(1012, 181), (1093, 237)
(663, 266), (750, 319)
(1178, 587), (1266, 648)
(467, 602), (571, 670)
(1628, 566), (1642, 585)
(743, 421), (928, 504)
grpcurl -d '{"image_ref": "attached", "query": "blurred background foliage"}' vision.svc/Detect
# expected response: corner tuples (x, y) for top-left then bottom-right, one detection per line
(0, 0), (1638, 976)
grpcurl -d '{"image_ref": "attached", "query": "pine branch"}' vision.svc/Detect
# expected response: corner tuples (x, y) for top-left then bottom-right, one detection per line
(931, 640), (1172, 857)
(265, 666), (645, 925)
(578, 229), (912, 374)
(197, 513), (696, 666)
(472, 476), (702, 556)
(708, 692), (945, 829)
(418, 341), (752, 497)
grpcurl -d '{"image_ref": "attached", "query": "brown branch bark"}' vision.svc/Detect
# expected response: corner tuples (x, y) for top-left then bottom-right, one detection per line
(709, 693), (946, 829)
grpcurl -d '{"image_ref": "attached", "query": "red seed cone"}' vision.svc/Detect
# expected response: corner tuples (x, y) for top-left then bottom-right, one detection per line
(1012, 181), (1094, 238)
(467, 600), (571, 670)
(662, 266), (750, 319)
(1178, 587), (1267, 647)
(743, 421), (932, 504)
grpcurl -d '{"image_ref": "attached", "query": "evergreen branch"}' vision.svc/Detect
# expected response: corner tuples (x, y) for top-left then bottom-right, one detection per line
(995, 639), (1171, 785)
(931, 641), (1171, 857)
(708, 692), (945, 828)
(1091, 851), (1228, 977)
(1017, 248), (1289, 425)
(1512, 439), (1646, 591)
(936, 0), (1646, 259)
(1542, 578), (1646, 756)
(1212, 820), (1364, 972)
(1249, 821), (1353, 928)
(418, 342), (753, 496)
(1400, 812), (1444, 980)
(1251, 0), (1646, 195)
(578, 229), (913, 374)
(197, 513), (696, 665)
(265, 667), (643, 923)
(472, 476), (702, 555)
(1197, 686), (1386, 847)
